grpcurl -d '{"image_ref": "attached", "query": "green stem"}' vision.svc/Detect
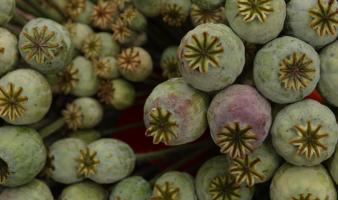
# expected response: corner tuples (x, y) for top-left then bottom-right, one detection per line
(100, 122), (144, 136)
(12, 11), (28, 26)
(39, 118), (65, 139)
(16, 0), (42, 17)
(24, 0), (64, 22)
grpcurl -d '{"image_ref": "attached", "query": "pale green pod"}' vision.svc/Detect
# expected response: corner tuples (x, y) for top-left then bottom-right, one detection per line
(271, 99), (338, 166)
(225, 0), (286, 44)
(0, 179), (53, 200)
(49, 138), (86, 184)
(70, 56), (99, 97)
(286, 0), (338, 48)
(64, 23), (94, 50)
(0, 126), (46, 187)
(132, 0), (163, 17)
(82, 32), (120, 59)
(151, 171), (197, 200)
(59, 181), (108, 200)
(109, 176), (151, 200)
(72, 1), (95, 24)
(0, 69), (52, 125)
(0, 28), (18, 76)
(161, 0), (191, 27)
(318, 41), (338, 107)
(0, 0), (15, 25)
(253, 36), (320, 104)
(192, 0), (224, 9)
(93, 56), (119, 80)
(144, 78), (209, 146)
(160, 46), (180, 79)
(117, 47), (153, 82)
(196, 156), (255, 200)
(178, 23), (245, 92)
(270, 164), (337, 200)
(87, 139), (135, 184)
(98, 79), (136, 110)
(18, 18), (74, 74)
(121, 7), (147, 32)
(69, 129), (101, 144)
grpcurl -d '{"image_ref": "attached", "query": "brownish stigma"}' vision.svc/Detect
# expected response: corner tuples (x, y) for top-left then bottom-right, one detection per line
(62, 103), (84, 130)
(292, 193), (321, 200)
(191, 4), (224, 25)
(82, 35), (102, 59)
(121, 6), (137, 24)
(97, 80), (114, 105)
(0, 157), (9, 184)
(150, 182), (180, 200)
(65, 0), (86, 19)
(118, 47), (141, 71)
(161, 57), (181, 78)
(161, 3), (185, 27)
(112, 19), (133, 43)
(237, 0), (274, 23)
(92, 1), (117, 29)
(57, 63), (79, 94)
(76, 147), (100, 177)
(93, 58), (110, 78)
(209, 175), (241, 200)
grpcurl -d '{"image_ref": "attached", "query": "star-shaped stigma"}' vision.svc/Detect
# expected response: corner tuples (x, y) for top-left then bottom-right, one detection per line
(292, 193), (321, 200)
(92, 1), (117, 29)
(191, 4), (225, 26)
(230, 155), (264, 187)
(21, 25), (60, 64)
(0, 158), (9, 184)
(237, 0), (274, 23)
(65, 0), (86, 19)
(290, 121), (329, 160)
(161, 3), (185, 27)
(112, 19), (133, 43)
(216, 122), (257, 158)
(93, 58), (110, 78)
(161, 57), (181, 78)
(57, 63), (79, 94)
(309, 0), (338, 37)
(118, 48), (141, 71)
(76, 147), (100, 177)
(97, 80), (114, 105)
(62, 103), (83, 130)
(145, 107), (178, 145)
(82, 35), (102, 59)
(279, 52), (316, 91)
(209, 175), (241, 200)
(0, 83), (28, 121)
(150, 182), (180, 200)
(183, 32), (224, 73)
(121, 6), (137, 24)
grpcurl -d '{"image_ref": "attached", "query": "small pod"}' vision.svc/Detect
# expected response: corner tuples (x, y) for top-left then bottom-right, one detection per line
(132, 0), (162, 17)
(91, 1), (119, 30)
(59, 181), (108, 200)
(160, 0), (191, 27)
(82, 32), (120, 59)
(160, 46), (181, 79)
(192, 0), (224, 10)
(63, 0), (95, 24)
(92, 57), (119, 80)
(0, 28), (18, 76)
(109, 176), (151, 200)
(64, 23), (94, 50)
(121, 7), (147, 32)
(190, 4), (226, 27)
(0, 0), (15, 25)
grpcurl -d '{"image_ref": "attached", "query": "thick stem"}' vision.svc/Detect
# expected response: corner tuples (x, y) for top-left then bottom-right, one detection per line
(39, 118), (66, 139)
(3, 24), (21, 36)
(12, 11), (28, 27)
(0, 158), (9, 184)
(100, 122), (144, 136)
(16, 0), (42, 17)
(16, 8), (35, 21)
(24, 0), (65, 22)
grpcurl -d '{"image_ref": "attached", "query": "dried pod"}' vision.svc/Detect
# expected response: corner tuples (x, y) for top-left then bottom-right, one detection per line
(0, 0), (15, 25)
(272, 99), (338, 166)
(270, 164), (336, 200)
(286, 0), (338, 48)
(160, 46), (180, 79)
(0, 28), (18, 76)
(196, 156), (255, 200)
(64, 23), (94, 50)
(208, 84), (271, 158)
(190, 4), (226, 27)
(0, 126), (46, 187)
(144, 78), (209, 145)
(18, 18), (74, 74)
(82, 32), (120, 59)
(192, 0), (224, 10)
(254, 36), (320, 104)
(109, 176), (151, 200)
(150, 171), (197, 200)
(161, 0), (191, 27)
(132, 0), (162, 17)
(59, 181), (108, 200)
(178, 23), (245, 92)
(0, 179), (53, 200)
(93, 56), (119, 80)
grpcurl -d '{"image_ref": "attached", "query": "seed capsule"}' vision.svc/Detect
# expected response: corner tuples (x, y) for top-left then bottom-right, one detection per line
(110, 176), (151, 200)
(59, 181), (108, 200)
(64, 23), (94, 50)
(0, 28), (18, 76)
(0, 0), (15, 26)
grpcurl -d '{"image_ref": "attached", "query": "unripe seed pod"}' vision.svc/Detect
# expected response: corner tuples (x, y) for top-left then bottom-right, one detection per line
(69, 129), (101, 144)
(0, 126), (46, 187)
(160, 46), (181, 79)
(286, 0), (338, 48)
(0, 179), (53, 200)
(271, 99), (338, 166)
(82, 32), (120, 59)
(64, 23), (94, 50)
(192, 0), (224, 10)
(253, 36), (320, 104)
(98, 79), (135, 110)
(93, 56), (119, 80)
(190, 4), (226, 27)
(91, 1), (119, 30)
(150, 171), (197, 200)
(0, 69), (52, 125)
(144, 78), (209, 146)
(196, 156), (255, 200)
(62, 97), (103, 131)
(0, 0), (15, 25)
(270, 164), (337, 200)
(59, 181), (108, 200)
(109, 176), (151, 200)
(66, 0), (95, 24)
(132, 0), (162, 17)
(160, 0), (191, 27)
(19, 18), (74, 74)
(0, 28), (18, 76)
(112, 19), (138, 45)
(117, 47), (153, 82)
(49, 138), (86, 184)
(208, 84), (271, 158)
(178, 23), (245, 92)
(78, 139), (135, 184)
(318, 41), (338, 107)
(121, 7), (147, 32)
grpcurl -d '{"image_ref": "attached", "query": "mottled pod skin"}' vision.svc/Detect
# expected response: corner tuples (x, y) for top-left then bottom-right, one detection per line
(254, 36), (320, 104)
(69, 129), (101, 144)
(225, 0), (286, 44)
(0, 126), (46, 187)
(160, 46), (181, 79)
(109, 176), (151, 200)
(178, 23), (245, 92)
(19, 18), (74, 74)
(208, 84), (271, 158)
(151, 171), (197, 200)
(0, 28), (18, 76)
(286, 0), (338, 48)
(272, 100), (338, 166)
(196, 156), (255, 200)
(88, 139), (135, 184)
(144, 78), (209, 146)
(49, 138), (86, 184)
(132, 0), (163, 17)
(93, 56), (119, 80)
(117, 47), (153, 82)
(318, 41), (338, 107)
(270, 164), (337, 200)
(0, 179), (53, 200)
(192, 0), (224, 9)
(0, 0), (15, 25)
(59, 181), (107, 200)
(65, 23), (94, 50)
(82, 33), (120, 59)
(0, 69), (52, 125)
